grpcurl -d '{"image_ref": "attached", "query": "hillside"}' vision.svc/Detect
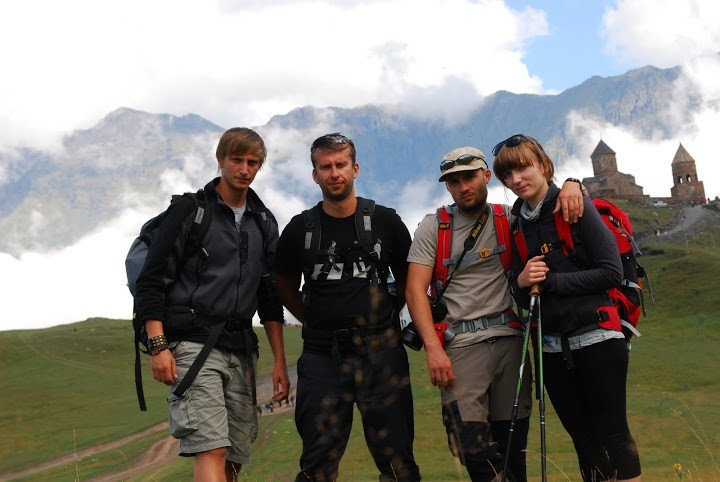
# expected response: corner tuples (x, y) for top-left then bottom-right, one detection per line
(1, 206), (719, 481)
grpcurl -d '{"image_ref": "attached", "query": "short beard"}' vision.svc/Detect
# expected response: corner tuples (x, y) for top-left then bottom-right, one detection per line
(321, 184), (353, 202)
(457, 198), (487, 216)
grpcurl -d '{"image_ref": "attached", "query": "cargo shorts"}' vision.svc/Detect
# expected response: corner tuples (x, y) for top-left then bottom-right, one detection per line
(167, 341), (259, 464)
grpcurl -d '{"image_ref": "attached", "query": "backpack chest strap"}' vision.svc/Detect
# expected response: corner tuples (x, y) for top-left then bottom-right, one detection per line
(444, 245), (507, 268)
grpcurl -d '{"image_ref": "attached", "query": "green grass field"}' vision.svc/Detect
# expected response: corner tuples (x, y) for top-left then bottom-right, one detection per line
(1, 206), (719, 481)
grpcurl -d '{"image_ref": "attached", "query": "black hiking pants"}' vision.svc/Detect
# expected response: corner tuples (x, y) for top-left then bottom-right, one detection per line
(294, 341), (420, 482)
(543, 338), (641, 480)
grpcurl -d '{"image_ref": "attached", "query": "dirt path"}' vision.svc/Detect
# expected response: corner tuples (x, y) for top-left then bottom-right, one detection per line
(0, 369), (298, 482)
(662, 205), (706, 235)
(0, 423), (168, 482)
(87, 435), (179, 482)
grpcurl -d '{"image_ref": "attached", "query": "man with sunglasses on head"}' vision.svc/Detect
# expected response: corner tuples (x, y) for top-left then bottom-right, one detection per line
(273, 133), (420, 481)
(404, 143), (583, 482)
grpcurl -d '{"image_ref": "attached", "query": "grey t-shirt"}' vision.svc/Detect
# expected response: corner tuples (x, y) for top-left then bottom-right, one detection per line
(407, 203), (520, 347)
(230, 205), (246, 234)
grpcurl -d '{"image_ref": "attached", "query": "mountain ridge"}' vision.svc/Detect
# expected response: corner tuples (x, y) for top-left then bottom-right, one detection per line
(0, 64), (699, 256)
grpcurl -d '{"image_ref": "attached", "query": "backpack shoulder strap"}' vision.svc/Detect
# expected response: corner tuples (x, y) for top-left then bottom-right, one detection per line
(302, 204), (322, 277)
(251, 208), (273, 255)
(553, 210), (575, 258)
(355, 197), (381, 283)
(354, 197), (376, 248)
(432, 205), (453, 298)
(512, 218), (528, 265)
(183, 188), (211, 256)
(492, 203), (512, 272)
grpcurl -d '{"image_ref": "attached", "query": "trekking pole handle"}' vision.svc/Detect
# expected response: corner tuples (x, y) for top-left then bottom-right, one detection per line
(530, 284), (541, 297)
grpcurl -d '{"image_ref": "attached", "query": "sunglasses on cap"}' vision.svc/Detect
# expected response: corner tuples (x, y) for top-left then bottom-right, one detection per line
(439, 154), (486, 172)
(492, 134), (532, 156)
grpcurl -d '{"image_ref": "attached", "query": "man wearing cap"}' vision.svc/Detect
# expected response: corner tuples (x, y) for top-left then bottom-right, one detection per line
(404, 146), (583, 481)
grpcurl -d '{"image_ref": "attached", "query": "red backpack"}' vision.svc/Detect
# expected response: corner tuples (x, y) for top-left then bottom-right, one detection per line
(513, 198), (650, 340)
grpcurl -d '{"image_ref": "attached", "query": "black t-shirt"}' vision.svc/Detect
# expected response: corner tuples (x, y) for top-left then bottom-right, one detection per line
(274, 202), (411, 331)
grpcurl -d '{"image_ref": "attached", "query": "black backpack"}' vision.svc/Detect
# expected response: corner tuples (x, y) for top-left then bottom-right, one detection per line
(125, 189), (211, 411)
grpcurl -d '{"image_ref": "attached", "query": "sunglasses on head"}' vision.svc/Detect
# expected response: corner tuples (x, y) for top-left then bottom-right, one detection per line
(439, 154), (485, 172)
(312, 133), (351, 150)
(492, 134), (531, 156)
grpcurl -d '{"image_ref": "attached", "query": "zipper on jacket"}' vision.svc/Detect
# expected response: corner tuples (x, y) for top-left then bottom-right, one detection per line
(230, 215), (250, 319)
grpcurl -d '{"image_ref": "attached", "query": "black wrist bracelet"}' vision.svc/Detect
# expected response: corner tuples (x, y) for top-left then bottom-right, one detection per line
(565, 177), (582, 185)
(147, 334), (168, 352)
(150, 345), (169, 356)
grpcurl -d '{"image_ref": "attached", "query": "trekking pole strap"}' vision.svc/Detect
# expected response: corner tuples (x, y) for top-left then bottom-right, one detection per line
(622, 279), (641, 289)
(621, 320), (642, 337)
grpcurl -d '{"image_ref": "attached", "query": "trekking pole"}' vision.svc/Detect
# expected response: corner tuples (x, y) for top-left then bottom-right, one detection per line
(500, 304), (532, 482)
(533, 284), (548, 482)
(631, 236), (656, 306)
(643, 270), (656, 305)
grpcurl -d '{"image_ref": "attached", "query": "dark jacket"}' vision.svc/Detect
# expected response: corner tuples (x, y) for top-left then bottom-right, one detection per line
(135, 178), (284, 350)
(509, 183), (623, 335)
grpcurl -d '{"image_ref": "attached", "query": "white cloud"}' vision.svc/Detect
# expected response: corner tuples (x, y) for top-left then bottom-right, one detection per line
(0, 0), (547, 151)
(396, 178), (450, 234)
(0, 211), (138, 330)
(602, 0), (720, 68)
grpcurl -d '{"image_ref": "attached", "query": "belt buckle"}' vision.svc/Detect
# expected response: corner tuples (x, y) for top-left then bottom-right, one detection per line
(480, 317), (490, 330)
(335, 328), (355, 344)
(225, 318), (240, 332)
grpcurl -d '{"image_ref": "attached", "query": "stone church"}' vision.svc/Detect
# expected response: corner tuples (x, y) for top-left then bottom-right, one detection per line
(670, 143), (706, 205)
(581, 139), (705, 205)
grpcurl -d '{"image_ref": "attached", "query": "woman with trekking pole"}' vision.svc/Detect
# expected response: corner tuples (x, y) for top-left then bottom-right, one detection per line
(492, 134), (642, 482)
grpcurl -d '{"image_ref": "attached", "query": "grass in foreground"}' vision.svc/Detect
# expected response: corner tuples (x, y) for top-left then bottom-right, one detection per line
(1, 208), (719, 481)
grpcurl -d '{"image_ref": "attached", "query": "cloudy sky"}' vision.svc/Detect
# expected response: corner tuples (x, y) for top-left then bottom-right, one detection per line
(1, 0), (719, 330)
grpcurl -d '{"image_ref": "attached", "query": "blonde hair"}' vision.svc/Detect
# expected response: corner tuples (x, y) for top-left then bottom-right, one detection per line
(216, 127), (267, 165)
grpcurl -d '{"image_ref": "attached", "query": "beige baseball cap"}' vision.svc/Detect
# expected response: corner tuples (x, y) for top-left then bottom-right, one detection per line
(438, 147), (488, 182)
